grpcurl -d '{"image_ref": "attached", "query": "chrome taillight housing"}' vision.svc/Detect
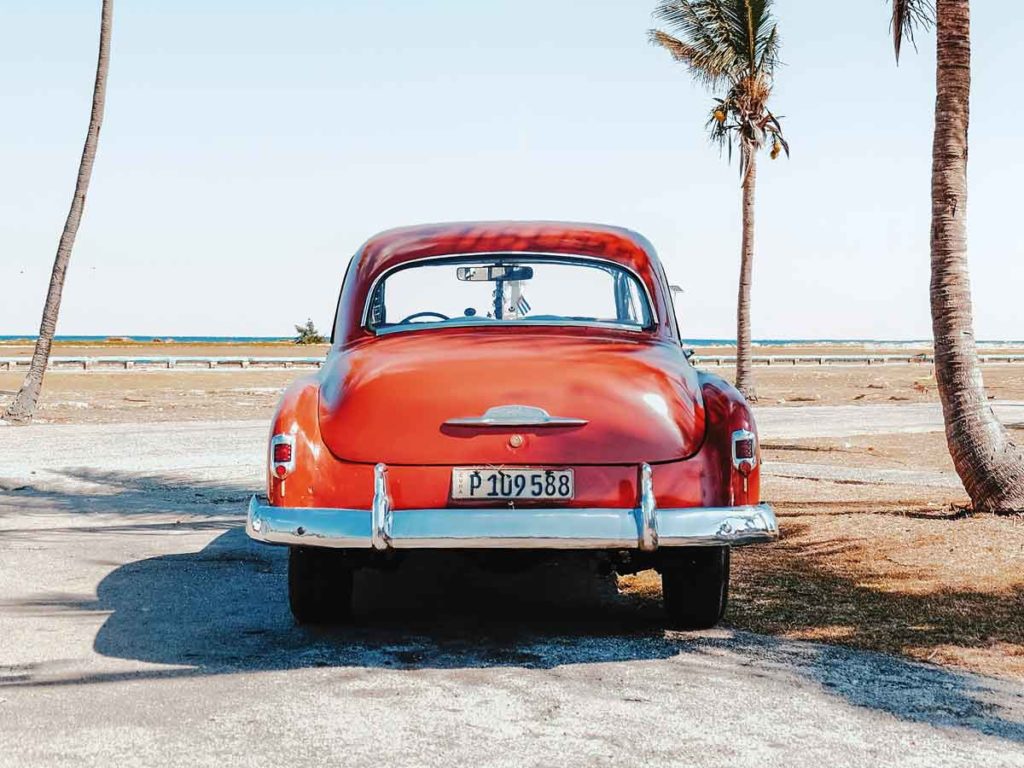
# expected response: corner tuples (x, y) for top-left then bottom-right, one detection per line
(270, 433), (296, 479)
(731, 429), (757, 476)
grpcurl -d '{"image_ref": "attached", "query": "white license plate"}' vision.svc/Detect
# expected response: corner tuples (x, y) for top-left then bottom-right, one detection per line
(451, 467), (574, 501)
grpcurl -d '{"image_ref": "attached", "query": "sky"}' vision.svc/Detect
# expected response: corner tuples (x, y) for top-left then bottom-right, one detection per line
(1, 0), (1021, 341)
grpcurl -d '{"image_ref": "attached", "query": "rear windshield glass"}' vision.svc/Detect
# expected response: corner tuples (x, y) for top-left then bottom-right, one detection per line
(366, 256), (653, 333)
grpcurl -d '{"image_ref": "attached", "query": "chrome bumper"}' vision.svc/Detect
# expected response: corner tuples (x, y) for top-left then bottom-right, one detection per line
(246, 463), (778, 551)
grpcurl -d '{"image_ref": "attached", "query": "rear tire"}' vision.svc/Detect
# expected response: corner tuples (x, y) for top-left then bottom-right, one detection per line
(661, 547), (729, 630)
(288, 547), (354, 625)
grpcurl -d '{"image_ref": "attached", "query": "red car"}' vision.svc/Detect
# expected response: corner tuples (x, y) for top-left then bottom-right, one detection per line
(247, 221), (777, 628)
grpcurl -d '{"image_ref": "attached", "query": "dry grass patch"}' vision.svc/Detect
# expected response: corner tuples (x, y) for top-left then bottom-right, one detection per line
(746, 363), (1024, 406)
(621, 503), (1024, 680)
(0, 370), (297, 424)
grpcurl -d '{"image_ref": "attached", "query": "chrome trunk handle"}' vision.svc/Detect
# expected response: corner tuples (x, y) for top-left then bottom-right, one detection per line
(444, 404), (587, 428)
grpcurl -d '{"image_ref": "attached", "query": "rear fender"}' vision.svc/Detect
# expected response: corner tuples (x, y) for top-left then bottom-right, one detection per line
(266, 375), (374, 507)
(697, 372), (761, 506)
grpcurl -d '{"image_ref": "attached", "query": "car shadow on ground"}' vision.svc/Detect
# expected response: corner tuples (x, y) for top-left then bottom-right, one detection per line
(2, 470), (1023, 745)
(10, 527), (1024, 744)
(89, 528), (688, 670)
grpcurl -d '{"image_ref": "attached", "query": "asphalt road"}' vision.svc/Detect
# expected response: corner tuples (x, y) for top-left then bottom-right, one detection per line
(1, 410), (1023, 766)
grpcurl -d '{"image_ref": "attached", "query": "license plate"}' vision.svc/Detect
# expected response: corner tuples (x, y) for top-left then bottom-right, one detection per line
(451, 467), (574, 501)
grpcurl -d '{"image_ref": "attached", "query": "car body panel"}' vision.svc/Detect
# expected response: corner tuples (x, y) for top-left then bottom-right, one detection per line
(257, 222), (767, 550)
(265, 370), (760, 512)
(317, 329), (705, 466)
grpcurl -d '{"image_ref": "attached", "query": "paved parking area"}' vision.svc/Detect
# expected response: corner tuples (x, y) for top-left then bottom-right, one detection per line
(1, 414), (1023, 766)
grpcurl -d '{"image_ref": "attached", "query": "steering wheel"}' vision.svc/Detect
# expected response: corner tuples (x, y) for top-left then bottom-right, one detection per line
(399, 311), (450, 324)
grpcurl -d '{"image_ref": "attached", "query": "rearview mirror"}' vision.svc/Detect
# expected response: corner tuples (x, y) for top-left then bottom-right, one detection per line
(456, 265), (534, 282)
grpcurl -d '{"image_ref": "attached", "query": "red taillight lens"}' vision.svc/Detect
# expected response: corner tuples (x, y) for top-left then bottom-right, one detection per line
(734, 439), (755, 460)
(270, 434), (295, 481)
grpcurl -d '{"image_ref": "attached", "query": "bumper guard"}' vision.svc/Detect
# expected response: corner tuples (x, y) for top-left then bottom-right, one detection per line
(247, 463), (778, 551)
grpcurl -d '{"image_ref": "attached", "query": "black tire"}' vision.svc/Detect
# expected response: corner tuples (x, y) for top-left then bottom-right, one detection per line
(661, 546), (730, 630)
(288, 547), (354, 625)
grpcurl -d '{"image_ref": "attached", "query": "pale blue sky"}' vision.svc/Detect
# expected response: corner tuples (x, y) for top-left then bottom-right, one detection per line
(1, 1), (1021, 339)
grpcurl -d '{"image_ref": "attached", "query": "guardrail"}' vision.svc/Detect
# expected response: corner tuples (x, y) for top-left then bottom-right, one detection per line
(692, 353), (1023, 366)
(0, 353), (1022, 371)
(0, 356), (325, 371)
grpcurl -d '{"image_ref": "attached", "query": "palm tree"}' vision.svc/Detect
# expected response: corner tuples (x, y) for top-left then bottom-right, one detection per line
(649, 0), (788, 401)
(889, 0), (1024, 513)
(2, 0), (113, 425)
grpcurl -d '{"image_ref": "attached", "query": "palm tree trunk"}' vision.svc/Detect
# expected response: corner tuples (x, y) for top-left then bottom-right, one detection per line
(735, 152), (757, 401)
(2, 0), (113, 426)
(930, 0), (1024, 512)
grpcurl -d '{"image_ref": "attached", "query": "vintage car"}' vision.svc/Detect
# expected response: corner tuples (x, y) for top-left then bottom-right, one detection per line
(246, 221), (777, 628)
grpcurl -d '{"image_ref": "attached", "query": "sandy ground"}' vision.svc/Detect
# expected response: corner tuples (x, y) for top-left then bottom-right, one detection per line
(2, 406), (1024, 765)
(3, 363), (1024, 765)
(0, 370), (303, 424)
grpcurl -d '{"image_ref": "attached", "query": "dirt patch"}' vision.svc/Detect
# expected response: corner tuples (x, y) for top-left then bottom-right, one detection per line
(741, 364), (1024, 406)
(0, 370), (302, 424)
(763, 432), (960, 474)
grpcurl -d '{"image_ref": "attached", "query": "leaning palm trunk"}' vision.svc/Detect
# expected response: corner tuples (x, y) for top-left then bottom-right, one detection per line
(3, 0), (113, 425)
(930, 0), (1024, 512)
(735, 153), (757, 400)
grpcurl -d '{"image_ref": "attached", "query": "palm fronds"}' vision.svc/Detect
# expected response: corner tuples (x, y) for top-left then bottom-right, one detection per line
(650, 0), (787, 174)
(647, 29), (733, 87)
(890, 0), (935, 62)
(650, 0), (781, 82)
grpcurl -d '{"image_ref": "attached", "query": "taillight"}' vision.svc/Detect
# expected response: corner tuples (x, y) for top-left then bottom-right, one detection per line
(734, 437), (754, 460)
(270, 433), (296, 479)
(731, 429), (757, 475)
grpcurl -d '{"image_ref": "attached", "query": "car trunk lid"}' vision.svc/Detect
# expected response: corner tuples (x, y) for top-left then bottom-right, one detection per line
(317, 331), (704, 465)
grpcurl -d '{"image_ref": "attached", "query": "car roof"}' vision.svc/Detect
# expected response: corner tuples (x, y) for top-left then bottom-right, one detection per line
(332, 221), (678, 345)
(354, 221), (661, 278)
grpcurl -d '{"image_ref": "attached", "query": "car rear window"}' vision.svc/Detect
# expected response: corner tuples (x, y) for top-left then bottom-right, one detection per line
(366, 255), (654, 334)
